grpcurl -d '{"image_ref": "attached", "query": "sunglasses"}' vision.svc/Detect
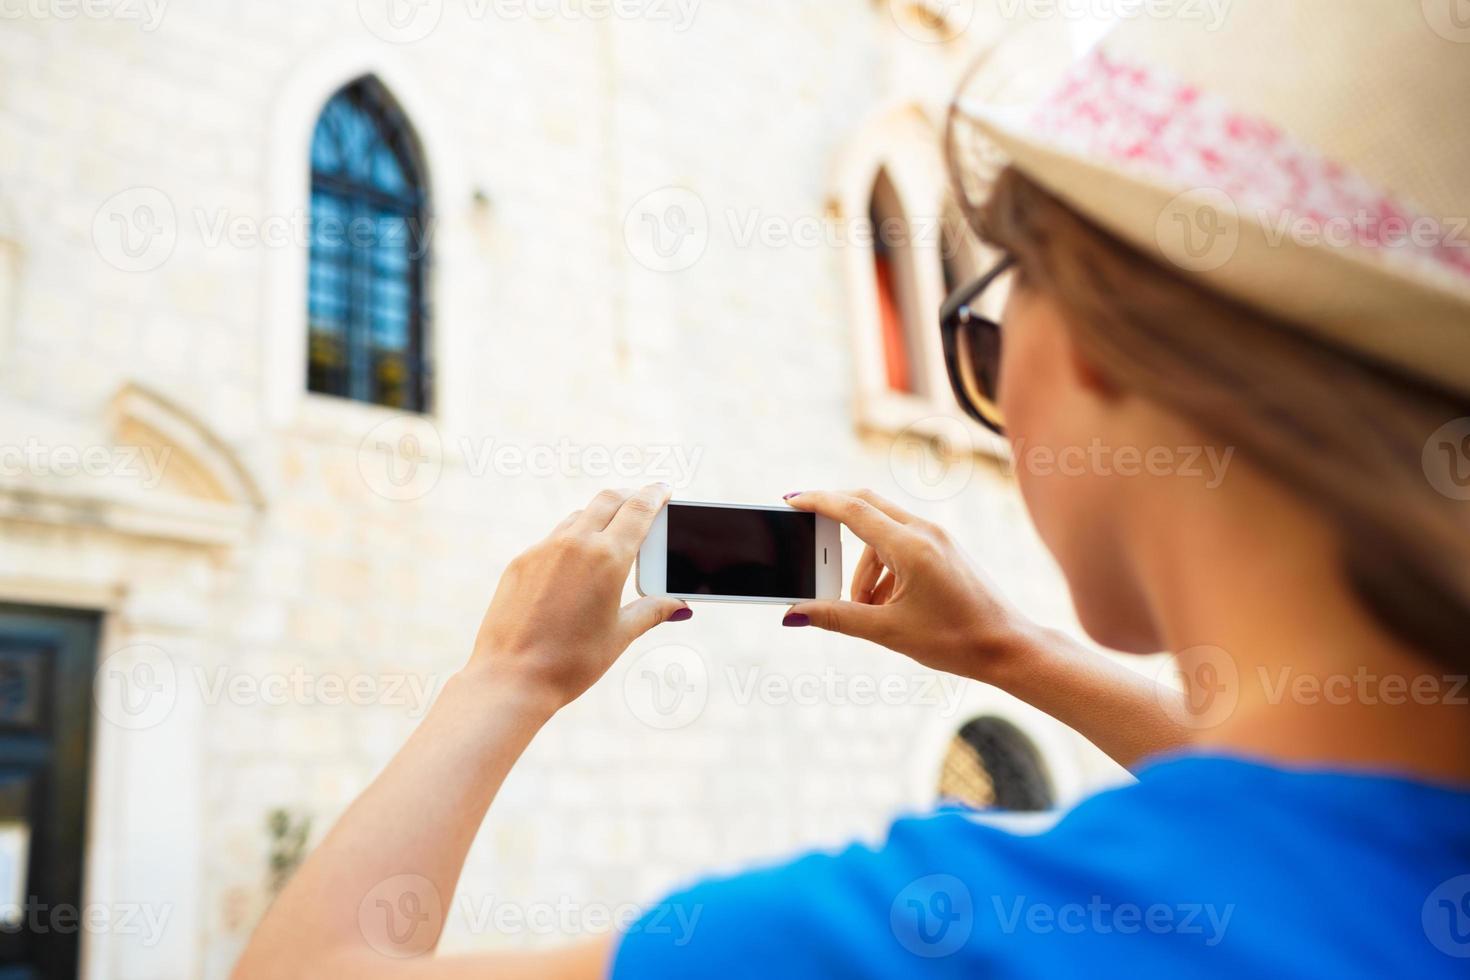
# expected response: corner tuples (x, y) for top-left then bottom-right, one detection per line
(939, 256), (1016, 435)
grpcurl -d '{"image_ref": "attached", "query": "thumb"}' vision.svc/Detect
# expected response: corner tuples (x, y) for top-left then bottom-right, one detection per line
(785, 600), (887, 642)
(620, 596), (693, 641)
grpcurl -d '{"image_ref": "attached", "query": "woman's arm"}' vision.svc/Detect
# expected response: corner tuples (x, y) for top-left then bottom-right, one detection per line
(985, 621), (1192, 769)
(232, 485), (690, 980)
(783, 489), (1189, 770)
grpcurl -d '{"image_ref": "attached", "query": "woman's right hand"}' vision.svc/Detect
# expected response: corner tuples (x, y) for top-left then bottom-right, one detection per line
(782, 489), (1038, 684)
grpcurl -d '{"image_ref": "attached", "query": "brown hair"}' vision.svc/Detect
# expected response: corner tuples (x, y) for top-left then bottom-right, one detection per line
(967, 166), (1470, 674)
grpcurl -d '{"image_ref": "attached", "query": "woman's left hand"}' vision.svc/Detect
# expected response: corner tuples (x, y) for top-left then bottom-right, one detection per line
(236, 485), (686, 979)
(469, 484), (692, 711)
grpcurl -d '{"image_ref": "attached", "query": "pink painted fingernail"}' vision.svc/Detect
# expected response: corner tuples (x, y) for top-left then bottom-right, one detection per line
(783, 492), (805, 500)
(782, 613), (810, 627)
(670, 607), (694, 622)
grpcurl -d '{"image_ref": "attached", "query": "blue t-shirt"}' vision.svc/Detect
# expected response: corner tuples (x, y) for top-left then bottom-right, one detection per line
(611, 755), (1470, 977)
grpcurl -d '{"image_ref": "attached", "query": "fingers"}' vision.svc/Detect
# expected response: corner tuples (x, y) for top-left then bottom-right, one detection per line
(843, 489), (920, 525)
(604, 483), (671, 551)
(620, 595), (693, 641)
(573, 488), (635, 533)
(851, 544), (885, 603)
(550, 510), (583, 536)
(784, 490), (905, 550)
(869, 569), (898, 605)
(783, 599), (888, 643)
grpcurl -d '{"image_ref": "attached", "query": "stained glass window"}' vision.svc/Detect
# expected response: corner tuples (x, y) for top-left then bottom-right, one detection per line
(307, 77), (430, 411)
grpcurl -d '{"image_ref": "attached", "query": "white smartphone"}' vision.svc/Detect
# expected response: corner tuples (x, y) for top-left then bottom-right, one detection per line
(637, 500), (842, 604)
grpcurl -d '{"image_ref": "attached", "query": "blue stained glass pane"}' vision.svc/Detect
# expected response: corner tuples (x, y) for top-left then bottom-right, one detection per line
(375, 214), (410, 252)
(372, 145), (408, 193)
(309, 106), (344, 174)
(374, 253), (407, 276)
(373, 319), (408, 351)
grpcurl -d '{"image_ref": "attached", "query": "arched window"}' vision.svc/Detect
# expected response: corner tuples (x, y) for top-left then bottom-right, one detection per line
(869, 169), (926, 396)
(938, 716), (1054, 812)
(307, 76), (430, 412)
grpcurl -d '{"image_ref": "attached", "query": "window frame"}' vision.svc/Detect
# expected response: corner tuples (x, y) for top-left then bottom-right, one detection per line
(830, 103), (1005, 456)
(263, 47), (465, 437)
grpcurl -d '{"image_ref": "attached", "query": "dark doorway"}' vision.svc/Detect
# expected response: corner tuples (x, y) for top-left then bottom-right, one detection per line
(0, 605), (100, 980)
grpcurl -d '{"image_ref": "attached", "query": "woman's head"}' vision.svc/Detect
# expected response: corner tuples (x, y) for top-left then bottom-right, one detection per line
(965, 166), (1470, 672)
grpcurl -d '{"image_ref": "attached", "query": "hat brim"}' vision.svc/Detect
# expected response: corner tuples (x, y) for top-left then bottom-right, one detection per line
(959, 102), (1470, 397)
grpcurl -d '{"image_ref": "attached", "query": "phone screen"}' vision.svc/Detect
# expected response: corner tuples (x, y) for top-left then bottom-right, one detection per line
(666, 504), (816, 599)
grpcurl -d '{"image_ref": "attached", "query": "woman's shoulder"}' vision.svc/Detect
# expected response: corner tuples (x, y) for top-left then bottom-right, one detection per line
(997, 752), (1470, 888)
(611, 754), (1470, 978)
(1073, 751), (1470, 843)
(891, 750), (1470, 851)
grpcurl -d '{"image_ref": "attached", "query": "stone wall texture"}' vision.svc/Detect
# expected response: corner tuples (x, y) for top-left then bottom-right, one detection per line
(0, 2), (1132, 976)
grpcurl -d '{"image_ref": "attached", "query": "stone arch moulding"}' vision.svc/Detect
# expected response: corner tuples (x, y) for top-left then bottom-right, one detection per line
(0, 382), (264, 551)
(262, 41), (467, 430)
(109, 382), (265, 509)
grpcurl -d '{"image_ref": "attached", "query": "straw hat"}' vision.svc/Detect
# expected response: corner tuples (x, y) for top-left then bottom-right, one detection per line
(949, 0), (1470, 395)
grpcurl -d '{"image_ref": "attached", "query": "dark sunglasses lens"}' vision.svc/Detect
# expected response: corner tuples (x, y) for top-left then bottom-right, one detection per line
(956, 316), (1004, 432)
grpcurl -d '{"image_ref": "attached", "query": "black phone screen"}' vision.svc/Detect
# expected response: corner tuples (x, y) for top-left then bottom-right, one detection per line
(665, 504), (816, 598)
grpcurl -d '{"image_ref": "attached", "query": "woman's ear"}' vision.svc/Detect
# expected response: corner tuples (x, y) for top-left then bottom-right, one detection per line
(1061, 325), (1122, 404)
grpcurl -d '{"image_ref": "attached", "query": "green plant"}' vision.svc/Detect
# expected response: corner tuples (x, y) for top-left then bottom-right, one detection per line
(266, 808), (312, 897)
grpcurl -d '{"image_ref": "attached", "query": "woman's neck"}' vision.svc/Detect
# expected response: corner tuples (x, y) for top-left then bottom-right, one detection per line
(1138, 462), (1470, 787)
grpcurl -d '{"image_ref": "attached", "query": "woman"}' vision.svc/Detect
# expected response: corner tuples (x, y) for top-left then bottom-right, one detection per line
(234, 3), (1470, 976)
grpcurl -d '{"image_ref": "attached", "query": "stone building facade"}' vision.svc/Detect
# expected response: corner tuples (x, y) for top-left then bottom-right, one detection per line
(0, 2), (1129, 976)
